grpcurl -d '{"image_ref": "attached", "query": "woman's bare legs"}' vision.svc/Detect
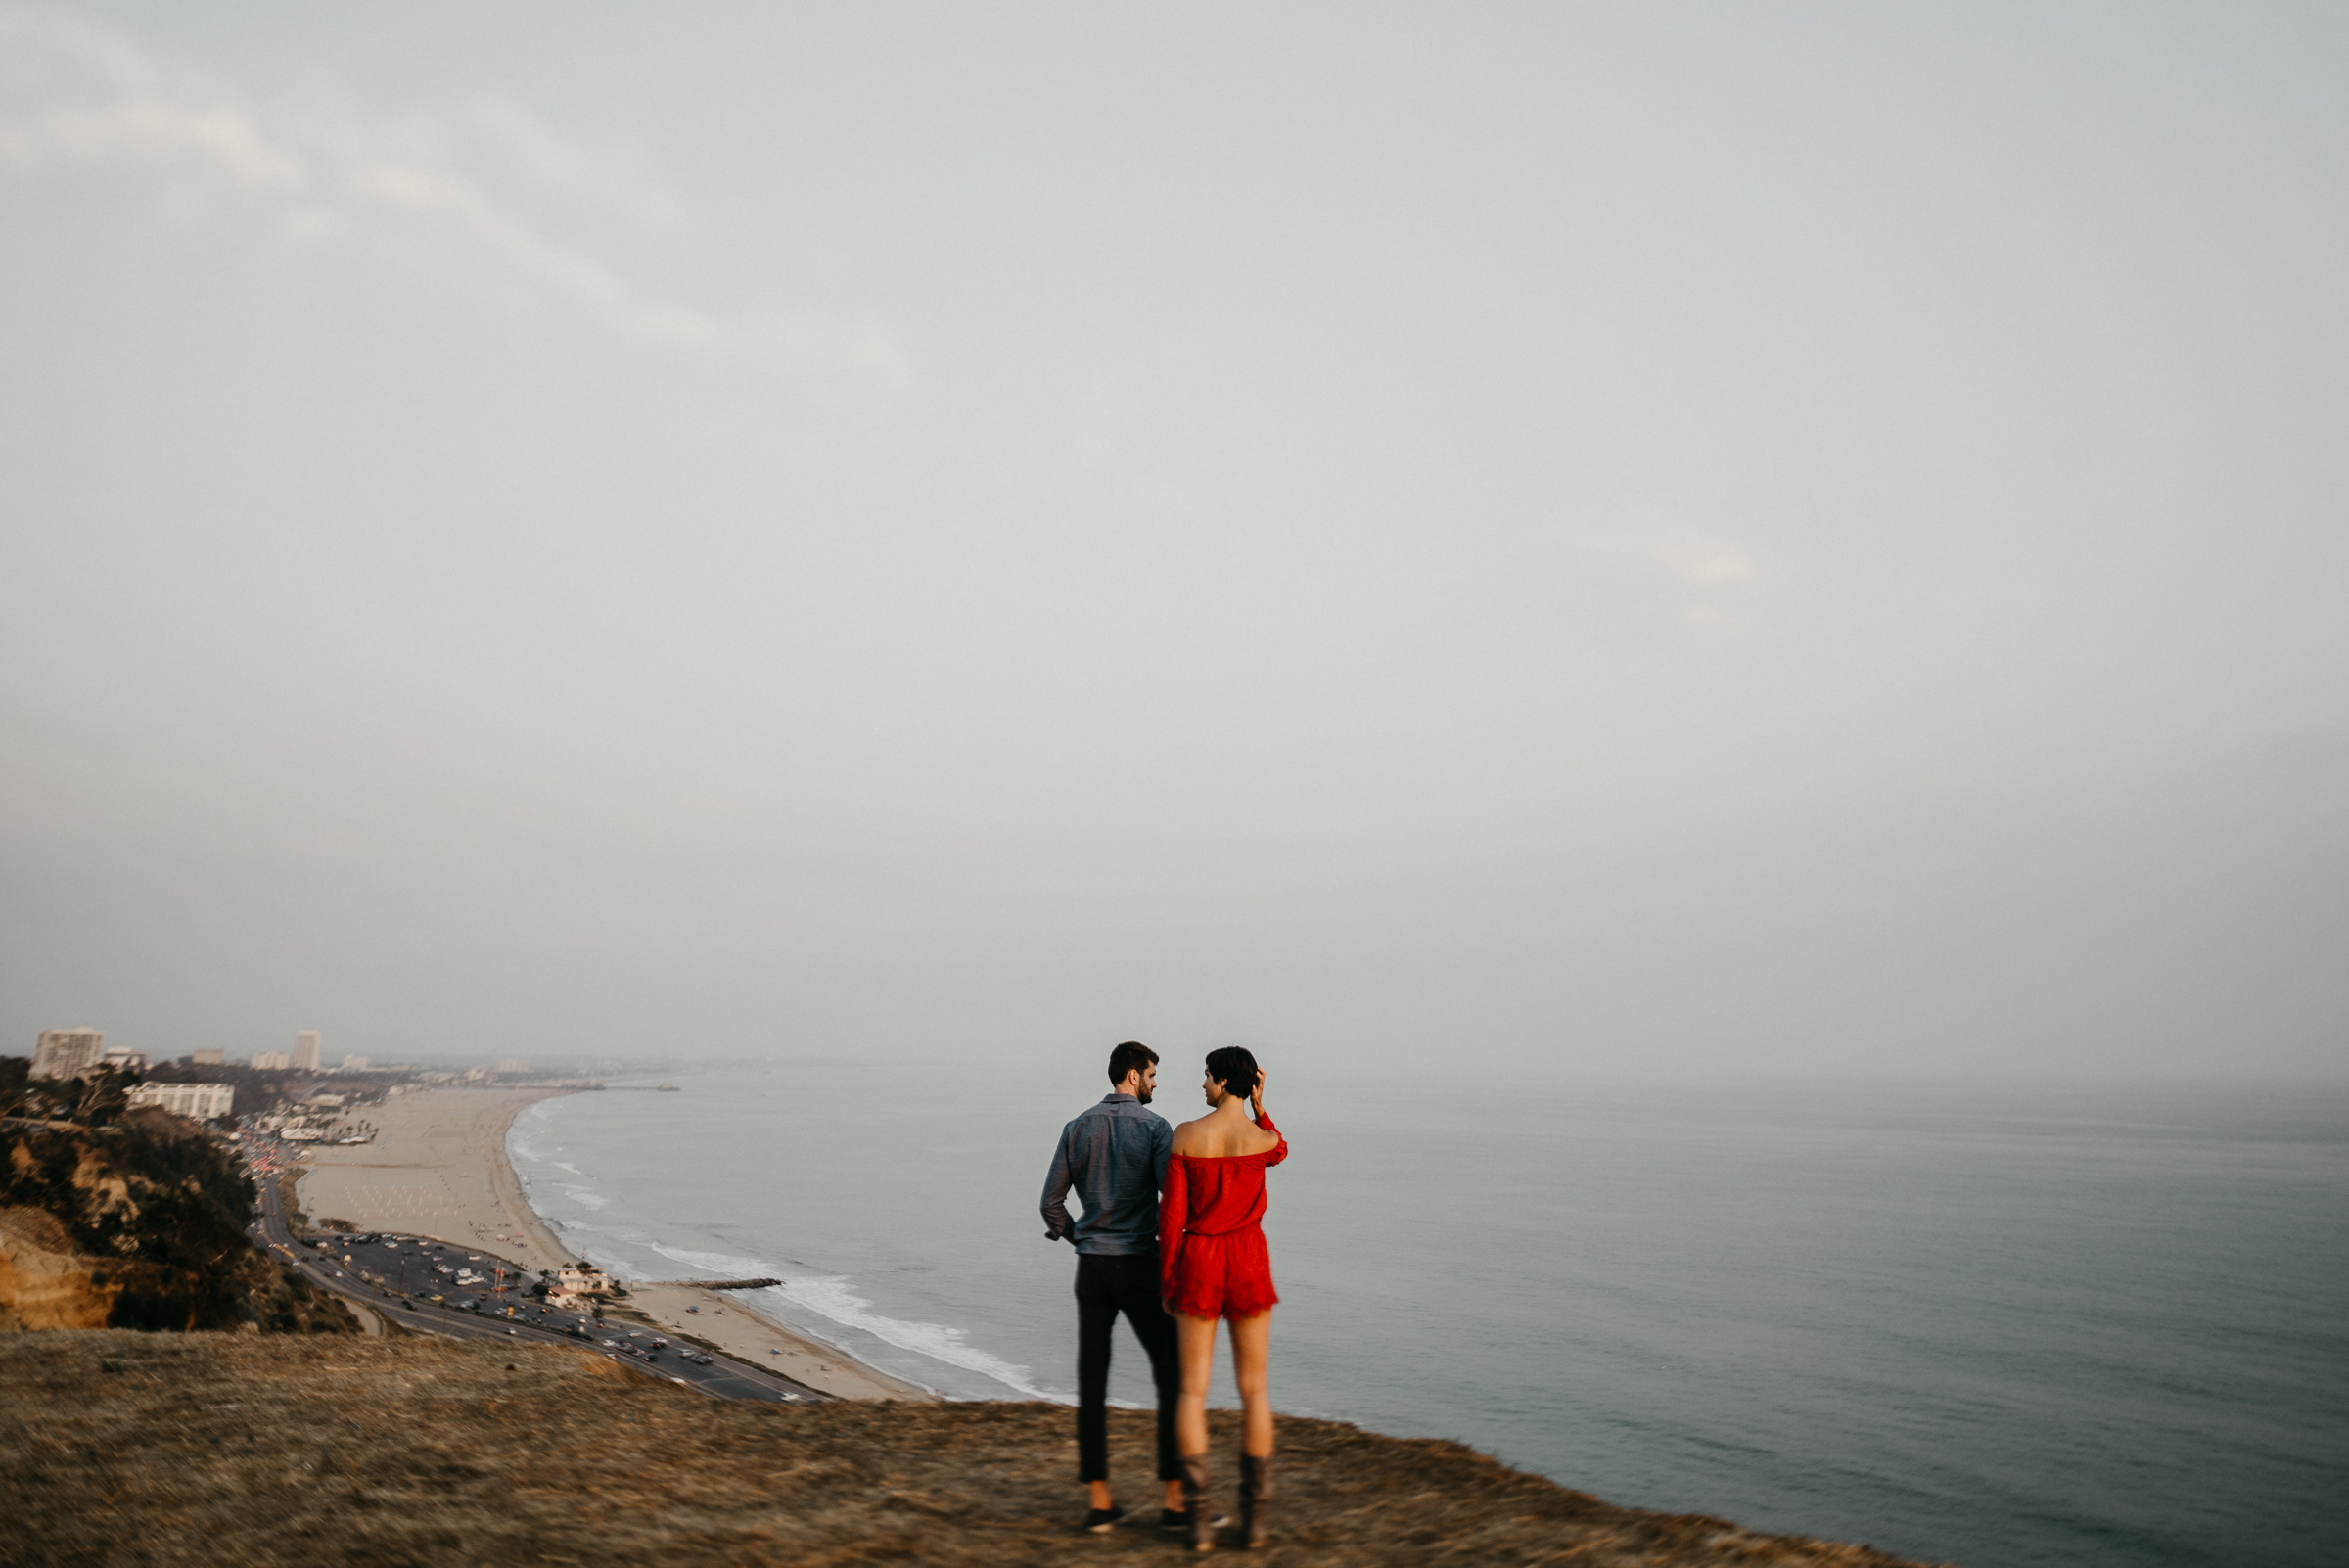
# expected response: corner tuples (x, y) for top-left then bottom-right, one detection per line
(1175, 1311), (1220, 1455)
(1227, 1310), (1273, 1457)
(1174, 1310), (1274, 1457)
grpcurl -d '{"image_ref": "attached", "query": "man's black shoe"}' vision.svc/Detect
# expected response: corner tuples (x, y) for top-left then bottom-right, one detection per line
(1084, 1505), (1128, 1534)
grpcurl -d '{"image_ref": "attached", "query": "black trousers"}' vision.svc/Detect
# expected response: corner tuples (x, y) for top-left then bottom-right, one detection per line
(1075, 1252), (1181, 1484)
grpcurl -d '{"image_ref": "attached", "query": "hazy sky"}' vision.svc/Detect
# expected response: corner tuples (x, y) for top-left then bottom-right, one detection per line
(3, 2), (2343, 1078)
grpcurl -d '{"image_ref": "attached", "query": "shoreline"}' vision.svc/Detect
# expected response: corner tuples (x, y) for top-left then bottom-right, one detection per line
(299, 1084), (929, 1400)
(510, 1090), (932, 1401)
(616, 1281), (933, 1401)
(293, 1086), (581, 1275)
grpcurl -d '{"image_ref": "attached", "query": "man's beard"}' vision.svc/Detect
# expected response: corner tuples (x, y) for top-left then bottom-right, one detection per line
(1136, 1086), (1153, 1104)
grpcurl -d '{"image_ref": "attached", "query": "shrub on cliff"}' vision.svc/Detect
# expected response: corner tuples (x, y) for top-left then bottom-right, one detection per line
(1, 1116), (353, 1334)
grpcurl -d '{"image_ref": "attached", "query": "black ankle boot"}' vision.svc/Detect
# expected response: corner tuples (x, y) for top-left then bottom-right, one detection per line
(1237, 1453), (1272, 1549)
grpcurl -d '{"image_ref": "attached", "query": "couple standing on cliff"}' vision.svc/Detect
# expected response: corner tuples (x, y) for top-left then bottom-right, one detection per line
(1040, 1040), (1287, 1551)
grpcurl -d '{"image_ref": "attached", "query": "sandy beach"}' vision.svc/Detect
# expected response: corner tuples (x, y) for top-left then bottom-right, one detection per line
(293, 1087), (580, 1275)
(620, 1282), (931, 1401)
(292, 1085), (928, 1400)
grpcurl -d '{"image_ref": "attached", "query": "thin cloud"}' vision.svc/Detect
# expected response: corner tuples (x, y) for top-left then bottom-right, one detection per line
(458, 93), (678, 226)
(0, 3), (904, 384)
(1578, 523), (1768, 630)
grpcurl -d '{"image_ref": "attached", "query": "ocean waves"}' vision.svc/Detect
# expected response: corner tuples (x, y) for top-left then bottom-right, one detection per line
(506, 1106), (1059, 1402)
(636, 1241), (1053, 1401)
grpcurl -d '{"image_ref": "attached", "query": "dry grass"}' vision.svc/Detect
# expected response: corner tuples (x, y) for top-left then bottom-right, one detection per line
(1, 1333), (1942, 1567)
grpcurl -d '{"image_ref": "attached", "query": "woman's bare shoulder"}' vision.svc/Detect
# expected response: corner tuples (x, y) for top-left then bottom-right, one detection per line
(1172, 1114), (1282, 1158)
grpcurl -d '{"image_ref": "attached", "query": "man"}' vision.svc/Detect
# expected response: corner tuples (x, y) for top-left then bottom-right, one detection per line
(1040, 1040), (1186, 1533)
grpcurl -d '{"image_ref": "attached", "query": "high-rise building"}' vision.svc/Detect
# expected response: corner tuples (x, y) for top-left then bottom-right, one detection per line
(496, 1059), (529, 1075)
(190, 1049), (224, 1066)
(253, 1051), (292, 1070)
(340, 1055), (368, 1072)
(30, 1028), (106, 1081)
(293, 1031), (321, 1072)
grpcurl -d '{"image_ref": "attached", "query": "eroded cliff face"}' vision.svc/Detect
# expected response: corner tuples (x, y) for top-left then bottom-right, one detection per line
(0, 1123), (356, 1335)
(0, 1206), (122, 1330)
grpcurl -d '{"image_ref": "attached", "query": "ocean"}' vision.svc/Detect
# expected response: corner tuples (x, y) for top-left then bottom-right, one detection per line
(507, 1067), (2347, 1567)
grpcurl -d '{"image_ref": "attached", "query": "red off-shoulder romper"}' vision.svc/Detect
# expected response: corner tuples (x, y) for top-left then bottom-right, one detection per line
(1159, 1112), (1288, 1320)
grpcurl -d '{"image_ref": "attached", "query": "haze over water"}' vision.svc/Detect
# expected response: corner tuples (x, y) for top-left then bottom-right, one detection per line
(513, 1066), (2349, 1568)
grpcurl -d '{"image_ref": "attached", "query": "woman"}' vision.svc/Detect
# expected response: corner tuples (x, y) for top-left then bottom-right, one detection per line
(1160, 1045), (1287, 1551)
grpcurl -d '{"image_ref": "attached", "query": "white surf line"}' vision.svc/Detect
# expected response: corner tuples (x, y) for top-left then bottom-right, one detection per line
(646, 1242), (1054, 1402)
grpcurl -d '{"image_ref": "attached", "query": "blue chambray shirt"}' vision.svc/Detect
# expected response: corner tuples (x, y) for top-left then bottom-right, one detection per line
(1039, 1092), (1174, 1256)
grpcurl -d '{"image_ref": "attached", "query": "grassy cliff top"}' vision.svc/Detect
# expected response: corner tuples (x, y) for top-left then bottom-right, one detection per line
(3, 1332), (1938, 1567)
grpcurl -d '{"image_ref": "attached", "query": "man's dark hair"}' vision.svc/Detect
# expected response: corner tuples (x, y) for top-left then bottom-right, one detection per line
(1203, 1045), (1261, 1100)
(1106, 1040), (1159, 1086)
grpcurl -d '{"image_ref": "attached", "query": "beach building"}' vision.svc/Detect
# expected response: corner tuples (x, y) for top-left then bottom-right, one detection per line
(340, 1054), (368, 1071)
(293, 1031), (322, 1072)
(190, 1049), (223, 1066)
(127, 1083), (236, 1121)
(253, 1051), (291, 1070)
(101, 1046), (149, 1074)
(30, 1028), (106, 1081)
(497, 1059), (529, 1074)
(546, 1265), (613, 1309)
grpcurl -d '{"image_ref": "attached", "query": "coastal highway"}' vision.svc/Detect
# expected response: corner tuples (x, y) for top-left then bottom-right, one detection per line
(248, 1158), (826, 1406)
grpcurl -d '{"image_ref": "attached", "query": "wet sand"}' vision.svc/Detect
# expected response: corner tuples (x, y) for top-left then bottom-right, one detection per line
(621, 1282), (932, 1400)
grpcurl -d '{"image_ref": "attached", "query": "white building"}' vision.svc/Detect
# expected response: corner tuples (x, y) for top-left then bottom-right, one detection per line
(30, 1028), (106, 1081)
(340, 1054), (369, 1072)
(190, 1049), (223, 1066)
(127, 1083), (236, 1121)
(293, 1031), (322, 1072)
(545, 1264), (613, 1309)
(253, 1051), (292, 1070)
(100, 1046), (148, 1073)
(496, 1059), (529, 1075)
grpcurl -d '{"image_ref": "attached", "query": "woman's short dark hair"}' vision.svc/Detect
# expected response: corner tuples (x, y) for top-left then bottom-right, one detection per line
(1203, 1046), (1261, 1100)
